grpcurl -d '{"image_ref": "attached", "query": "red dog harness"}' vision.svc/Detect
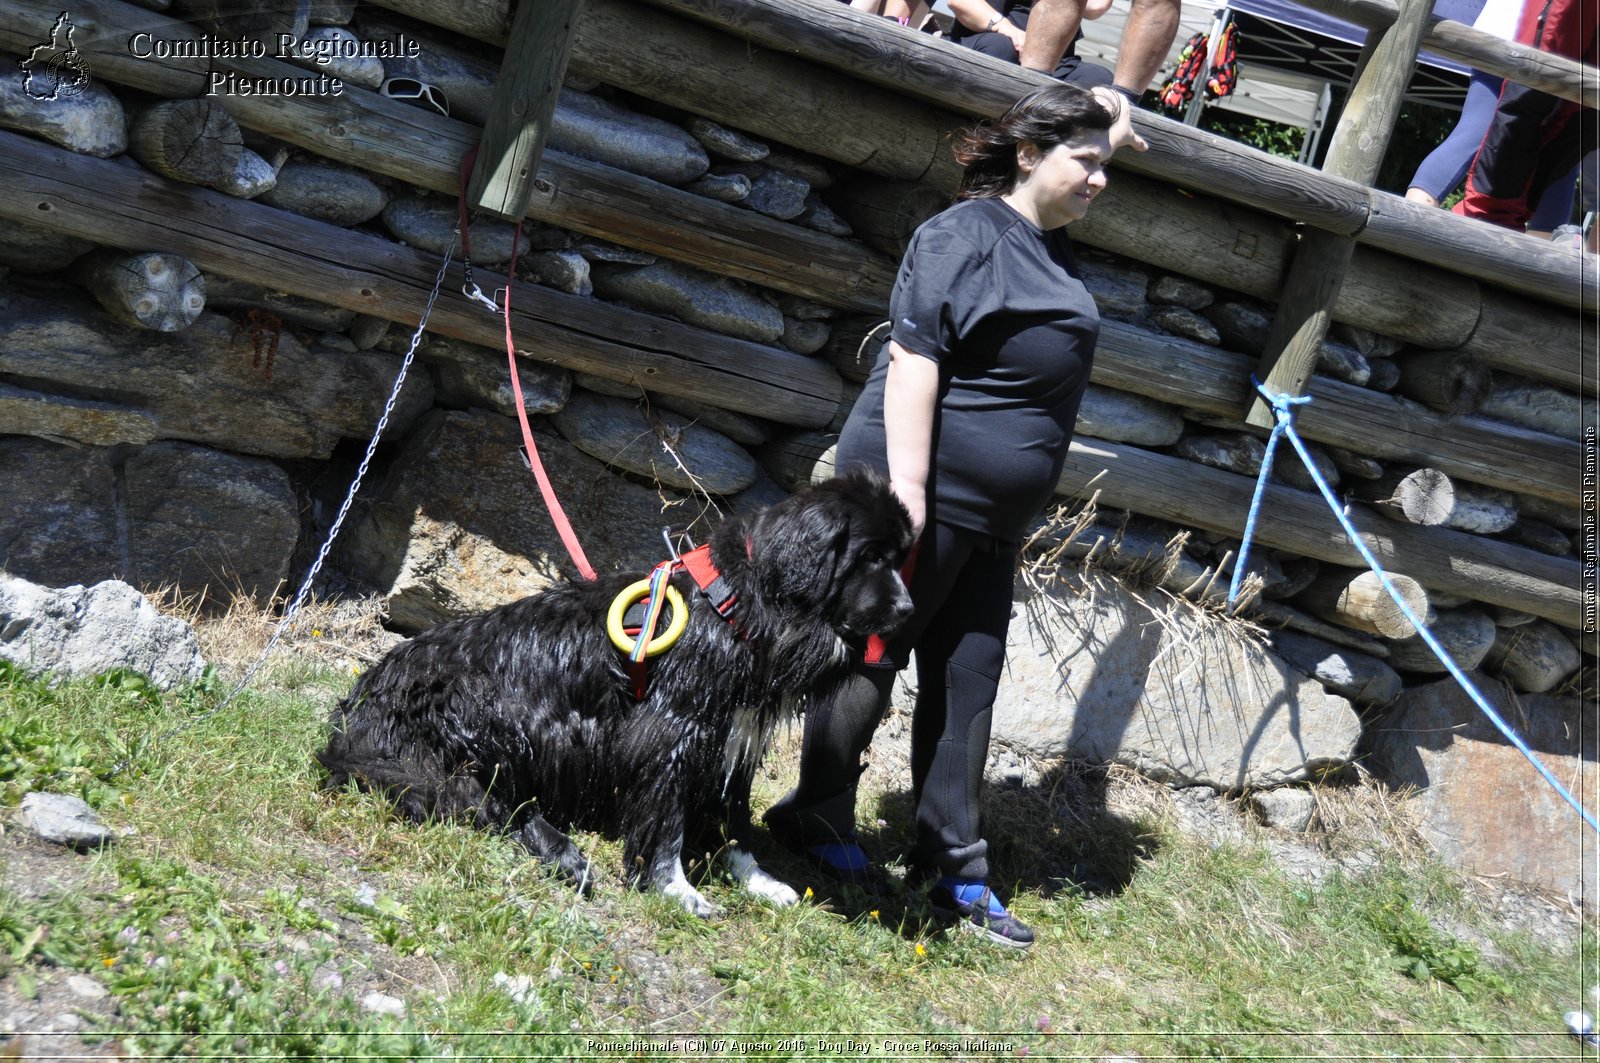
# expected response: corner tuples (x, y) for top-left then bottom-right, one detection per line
(617, 543), (741, 701)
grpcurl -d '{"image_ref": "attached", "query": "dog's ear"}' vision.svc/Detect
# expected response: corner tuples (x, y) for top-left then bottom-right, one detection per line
(749, 490), (853, 608)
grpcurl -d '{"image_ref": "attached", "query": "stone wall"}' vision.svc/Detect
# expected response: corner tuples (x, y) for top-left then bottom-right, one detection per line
(0, 0), (1589, 896)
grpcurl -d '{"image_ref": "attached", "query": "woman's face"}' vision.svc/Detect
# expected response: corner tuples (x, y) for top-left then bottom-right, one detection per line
(1012, 131), (1112, 229)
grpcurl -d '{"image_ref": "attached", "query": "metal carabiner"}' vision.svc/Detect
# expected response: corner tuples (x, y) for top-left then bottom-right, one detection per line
(462, 281), (502, 314)
(660, 526), (697, 563)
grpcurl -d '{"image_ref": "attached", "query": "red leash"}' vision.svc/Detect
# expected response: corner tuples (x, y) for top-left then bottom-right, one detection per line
(458, 149), (597, 582)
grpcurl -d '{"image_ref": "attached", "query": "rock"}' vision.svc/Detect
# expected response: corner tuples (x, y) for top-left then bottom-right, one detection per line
(360, 992), (405, 1017)
(1365, 358), (1401, 391)
(1269, 630), (1401, 707)
(0, 575), (205, 688)
(0, 380), (161, 446)
(1150, 304), (1220, 345)
(1206, 302), (1271, 354)
(1317, 340), (1371, 387)
(1175, 432), (1265, 477)
(1, 439), (298, 600)
(210, 148), (279, 199)
(383, 196), (517, 265)
(1249, 788), (1318, 832)
(775, 294), (835, 321)
(1274, 439), (1340, 492)
(258, 160), (388, 226)
(765, 150), (836, 189)
(1148, 274), (1214, 310)
(687, 172), (751, 203)
(553, 390), (757, 495)
(1483, 620), (1580, 693)
(991, 570), (1362, 788)
(423, 335), (571, 417)
(1478, 374), (1580, 439)
(348, 315), (390, 350)
(345, 410), (680, 631)
(1365, 677), (1593, 896)
(1385, 609), (1497, 673)
(0, 75), (126, 157)
(1505, 517), (1572, 556)
(567, 374), (767, 446)
(549, 89), (709, 185)
(65, 972), (111, 998)
(1323, 445), (1384, 481)
(1080, 259), (1149, 319)
(20, 794), (117, 850)
(800, 194), (853, 237)
(781, 316), (831, 355)
(1075, 386), (1184, 446)
(0, 217), (93, 270)
(310, 0), (358, 22)
(525, 250), (592, 296)
(591, 261), (784, 343)
(287, 26), (385, 89)
(731, 166), (811, 220)
(572, 238), (655, 265)
(0, 289), (433, 459)
(686, 116), (769, 162)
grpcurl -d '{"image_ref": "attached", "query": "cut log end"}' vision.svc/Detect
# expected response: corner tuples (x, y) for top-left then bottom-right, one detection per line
(128, 100), (244, 187)
(81, 251), (207, 332)
(1298, 569), (1430, 639)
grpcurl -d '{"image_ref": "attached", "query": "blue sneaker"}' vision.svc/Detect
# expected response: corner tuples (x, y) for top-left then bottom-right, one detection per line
(929, 878), (1035, 950)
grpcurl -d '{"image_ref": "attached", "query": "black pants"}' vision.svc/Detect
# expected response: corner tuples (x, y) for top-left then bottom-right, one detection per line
(953, 12), (1114, 88)
(765, 521), (1018, 879)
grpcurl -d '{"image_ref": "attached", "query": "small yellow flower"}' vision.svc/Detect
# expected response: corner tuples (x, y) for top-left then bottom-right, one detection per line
(804, 886), (814, 899)
(869, 910), (880, 921)
(102, 957), (116, 967)
(312, 628), (322, 637)
(915, 942), (926, 957)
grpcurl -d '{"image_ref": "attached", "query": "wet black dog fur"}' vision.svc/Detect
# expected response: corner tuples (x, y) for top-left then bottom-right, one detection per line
(316, 471), (914, 915)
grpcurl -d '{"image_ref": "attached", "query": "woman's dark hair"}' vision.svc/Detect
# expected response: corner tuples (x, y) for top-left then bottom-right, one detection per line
(952, 84), (1115, 200)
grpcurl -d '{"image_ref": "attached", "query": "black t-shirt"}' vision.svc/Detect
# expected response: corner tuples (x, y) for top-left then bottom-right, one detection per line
(836, 197), (1098, 542)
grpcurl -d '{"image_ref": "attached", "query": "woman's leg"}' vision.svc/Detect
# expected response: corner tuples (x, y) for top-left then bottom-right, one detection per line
(905, 531), (1018, 881)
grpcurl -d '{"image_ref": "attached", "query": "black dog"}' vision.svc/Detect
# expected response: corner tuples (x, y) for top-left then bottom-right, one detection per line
(317, 472), (914, 916)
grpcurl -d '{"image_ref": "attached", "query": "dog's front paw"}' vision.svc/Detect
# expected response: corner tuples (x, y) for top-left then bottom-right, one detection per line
(745, 867), (800, 907)
(663, 878), (722, 919)
(722, 848), (800, 907)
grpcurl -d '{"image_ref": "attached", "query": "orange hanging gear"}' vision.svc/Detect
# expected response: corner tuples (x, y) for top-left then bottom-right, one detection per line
(1204, 23), (1239, 101)
(1158, 31), (1208, 112)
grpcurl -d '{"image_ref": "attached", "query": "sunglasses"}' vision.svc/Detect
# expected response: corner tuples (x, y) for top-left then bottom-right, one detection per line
(380, 77), (450, 118)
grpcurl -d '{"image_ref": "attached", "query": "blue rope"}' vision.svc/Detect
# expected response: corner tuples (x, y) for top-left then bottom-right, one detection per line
(1231, 381), (1599, 838)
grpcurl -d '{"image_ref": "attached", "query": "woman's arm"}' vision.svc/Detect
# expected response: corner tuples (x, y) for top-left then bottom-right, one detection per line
(882, 340), (940, 536)
(1084, 0), (1114, 19)
(947, 0), (1026, 50)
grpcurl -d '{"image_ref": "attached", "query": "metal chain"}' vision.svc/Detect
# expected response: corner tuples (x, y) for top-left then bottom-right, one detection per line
(106, 239), (459, 778)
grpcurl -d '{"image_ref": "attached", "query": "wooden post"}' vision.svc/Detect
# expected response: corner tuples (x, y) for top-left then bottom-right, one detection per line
(466, 0), (585, 220)
(1243, 0), (1431, 428)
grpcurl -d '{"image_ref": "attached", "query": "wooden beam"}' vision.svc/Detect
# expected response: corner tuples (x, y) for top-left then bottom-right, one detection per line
(614, 0), (1591, 313)
(0, 130), (843, 428)
(467, 0), (584, 219)
(1245, 0), (1431, 429)
(1091, 319), (1578, 506)
(771, 431), (1581, 626)
(0, 0), (895, 314)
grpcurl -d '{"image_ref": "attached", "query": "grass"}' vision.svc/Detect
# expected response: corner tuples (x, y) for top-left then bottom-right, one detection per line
(1, 597), (1595, 1061)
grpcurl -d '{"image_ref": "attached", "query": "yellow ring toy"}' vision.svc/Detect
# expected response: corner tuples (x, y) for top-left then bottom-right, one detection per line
(606, 580), (688, 658)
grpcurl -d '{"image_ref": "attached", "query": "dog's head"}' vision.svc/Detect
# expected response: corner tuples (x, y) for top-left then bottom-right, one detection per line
(745, 469), (916, 644)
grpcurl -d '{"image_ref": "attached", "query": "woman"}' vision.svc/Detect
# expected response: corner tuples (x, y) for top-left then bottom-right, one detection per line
(764, 84), (1132, 950)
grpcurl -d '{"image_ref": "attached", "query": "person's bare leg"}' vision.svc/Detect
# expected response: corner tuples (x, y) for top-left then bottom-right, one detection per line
(1018, 0), (1085, 73)
(1112, 0), (1181, 94)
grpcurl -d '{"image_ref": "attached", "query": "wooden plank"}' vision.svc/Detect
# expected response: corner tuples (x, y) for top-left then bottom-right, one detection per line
(621, 0), (1589, 312)
(1246, 0), (1432, 428)
(0, 0), (895, 314)
(0, 130), (843, 428)
(1302, 0), (1597, 108)
(774, 431), (1580, 625)
(1052, 438), (1579, 627)
(1091, 319), (1579, 506)
(468, 0), (585, 219)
